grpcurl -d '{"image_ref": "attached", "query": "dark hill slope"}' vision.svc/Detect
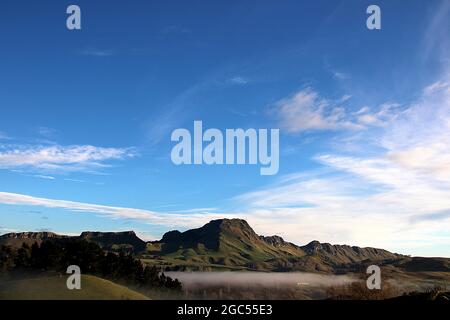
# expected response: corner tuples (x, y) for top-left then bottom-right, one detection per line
(0, 232), (69, 249)
(80, 231), (146, 252)
(146, 219), (403, 271)
(3, 219), (447, 273)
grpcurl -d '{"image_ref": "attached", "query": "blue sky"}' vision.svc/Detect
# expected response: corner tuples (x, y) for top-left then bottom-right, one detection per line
(1, 0), (450, 256)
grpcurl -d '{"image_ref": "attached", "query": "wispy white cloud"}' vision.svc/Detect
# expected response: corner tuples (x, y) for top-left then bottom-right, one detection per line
(0, 191), (235, 229)
(421, 0), (450, 61)
(231, 164), (450, 255)
(337, 95), (352, 103)
(274, 88), (404, 133)
(423, 80), (449, 95)
(355, 102), (402, 127)
(274, 88), (363, 133)
(332, 71), (350, 80)
(144, 81), (208, 145)
(227, 76), (249, 85)
(0, 144), (136, 173)
(323, 60), (350, 81)
(33, 175), (56, 180)
(235, 76), (450, 256)
(36, 127), (57, 139)
(0, 131), (11, 140)
(63, 178), (86, 183)
(174, 207), (219, 214)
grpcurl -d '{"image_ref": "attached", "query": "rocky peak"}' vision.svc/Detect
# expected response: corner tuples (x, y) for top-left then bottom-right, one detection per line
(260, 235), (287, 247)
(302, 240), (322, 253)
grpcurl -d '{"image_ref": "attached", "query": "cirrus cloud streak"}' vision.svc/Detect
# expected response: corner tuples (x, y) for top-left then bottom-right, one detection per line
(0, 144), (136, 173)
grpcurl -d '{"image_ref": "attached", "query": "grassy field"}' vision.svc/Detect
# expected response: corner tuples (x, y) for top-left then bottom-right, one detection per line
(0, 274), (150, 300)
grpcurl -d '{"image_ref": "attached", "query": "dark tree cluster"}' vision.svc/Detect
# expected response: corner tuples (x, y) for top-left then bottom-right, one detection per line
(0, 240), (182, 291)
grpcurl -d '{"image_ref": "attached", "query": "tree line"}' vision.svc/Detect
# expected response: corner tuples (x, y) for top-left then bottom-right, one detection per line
(0, 239), (182, 292)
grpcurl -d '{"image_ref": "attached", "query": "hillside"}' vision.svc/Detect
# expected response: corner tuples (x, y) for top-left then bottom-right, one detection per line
(2, 219), (448, 274)
(0, 274), (150, 300)
(144, 219), (404, 272)
(79, 231), (146, 252)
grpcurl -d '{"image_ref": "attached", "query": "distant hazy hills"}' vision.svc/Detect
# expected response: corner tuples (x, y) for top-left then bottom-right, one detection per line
(1, 218), (449, 273)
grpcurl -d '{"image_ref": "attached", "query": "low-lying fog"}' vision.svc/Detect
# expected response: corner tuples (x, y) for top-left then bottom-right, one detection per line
(163, 272), (435, 299)
(166, 271), (356, 289)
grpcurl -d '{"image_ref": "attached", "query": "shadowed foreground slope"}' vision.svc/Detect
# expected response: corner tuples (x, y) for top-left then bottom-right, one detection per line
(0, 274), (150, 300)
